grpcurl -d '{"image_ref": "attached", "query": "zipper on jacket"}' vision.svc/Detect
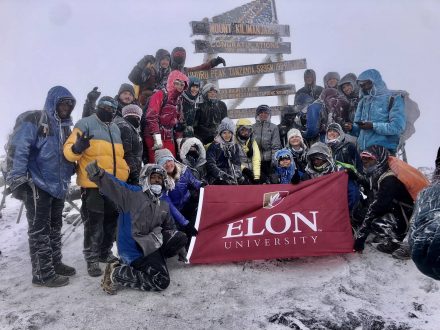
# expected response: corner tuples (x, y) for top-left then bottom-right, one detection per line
(107, 124), (117, 176)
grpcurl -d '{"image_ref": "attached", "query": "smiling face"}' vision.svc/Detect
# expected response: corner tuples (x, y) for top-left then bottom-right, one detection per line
(149, 173), (163, 185)
(221, 130), (232, 142)
(327, 129), (340, 140)
(341, 83), (353, 96)
(119, 91), (134, 104)
(174, 79), (185, 93)
(289, 135), (302, 147)
(279, 158), (291, 168)
(163, 159), (175, 174)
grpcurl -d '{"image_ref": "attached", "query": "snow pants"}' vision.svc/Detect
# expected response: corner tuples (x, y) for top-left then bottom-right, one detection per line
(23, 185), (65, 283)
(112, 250), (170, 291)
(81, 188), (118, 263)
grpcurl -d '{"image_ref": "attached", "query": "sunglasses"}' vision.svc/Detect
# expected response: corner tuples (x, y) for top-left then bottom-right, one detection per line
(358, 80), (372, 88)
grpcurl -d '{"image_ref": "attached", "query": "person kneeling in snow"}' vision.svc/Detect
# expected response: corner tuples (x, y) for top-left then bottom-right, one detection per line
(84, 161), (187, 295)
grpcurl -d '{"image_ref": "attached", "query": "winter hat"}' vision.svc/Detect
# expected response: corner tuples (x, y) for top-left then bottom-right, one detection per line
(202, 83), (218, 97)
(118, 83), (135, 97)
(171, 47), (186, 66)
(217, 117), (235, 134)
(325, 123), (345, 145)
(122, 104), (143, 120)
(256, 104), (271, 116)
(155, 148), (175, 167)
(97, 96), (118, 110)
(323, 72), (340, 87)
(360, 145), (389, 176)
(287, 128), (304, 144)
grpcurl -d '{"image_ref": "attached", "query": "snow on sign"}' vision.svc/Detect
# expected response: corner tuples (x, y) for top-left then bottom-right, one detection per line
(190, 21), (290, 37)
(194, 39), (291, 54)
(218, 85), (295, 99)
(189, 59), (306, 80)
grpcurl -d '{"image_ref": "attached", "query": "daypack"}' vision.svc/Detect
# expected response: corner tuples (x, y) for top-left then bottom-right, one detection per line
(387, 156), (430, 201)
(387, 90), (420, 143)
(4, 110), (49, 176)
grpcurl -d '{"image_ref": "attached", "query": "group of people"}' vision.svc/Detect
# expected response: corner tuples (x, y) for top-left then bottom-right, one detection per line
(4, 46), (440, 294)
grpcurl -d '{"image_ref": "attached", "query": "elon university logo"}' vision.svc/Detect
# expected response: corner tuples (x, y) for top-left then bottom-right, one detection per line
(263, 191), (289, 209)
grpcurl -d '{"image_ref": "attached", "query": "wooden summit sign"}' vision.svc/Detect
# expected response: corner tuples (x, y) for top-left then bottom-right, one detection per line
(228, 105), (294, 119)
(191, 21), (290, 37)
(189, 59), (306, 80)
(218, 85), (295, 100)
(194, 39), (291, 54)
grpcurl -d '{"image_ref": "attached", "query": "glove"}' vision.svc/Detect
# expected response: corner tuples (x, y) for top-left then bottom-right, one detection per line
(85, 160), (104, 181)
(87, 87), (101, 103)
(152, 133), (163, 150)
(177, 247), (188, 262)
(72, 132), (94, 155)
(353, 236), (367, 252)
(9, 176), (30, 200)
(252, 178), (261, 184)
(237, 175), (247, 185)
(211, 56), (226, 67)
(200, 179), (208, 187)
(183, 223), (198, 237)
(242, 167), (253, 179)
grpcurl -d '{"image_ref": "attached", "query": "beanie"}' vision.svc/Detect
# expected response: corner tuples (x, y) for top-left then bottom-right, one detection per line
(287, 128), (303, 143)
(118, 83), (135, 97)
(217, 117), (235, 134)
(155, 148), (175, 167)
(97, 96), (117, 110)
(122, 104), (143, 120)
(256, 104), (271, 116)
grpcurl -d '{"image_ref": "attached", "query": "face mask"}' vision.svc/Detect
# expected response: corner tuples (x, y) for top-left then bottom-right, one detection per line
(150, 184), (162, 195)
(96, 107), (114, 123)
(186, 149), (199, 160)
(125, 116), (140, 128)
(313, 162), (329, 172)
(364, 164), (378, 176)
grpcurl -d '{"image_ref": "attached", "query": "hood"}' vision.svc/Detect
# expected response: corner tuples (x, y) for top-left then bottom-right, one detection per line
(303, 69), (317, 87)
(171, 47), (186, 71)
(166, 70), (189, 101)
(43, 85), (76, 124)
(305, 142), (335, 177)
(325, 123), (345, 145)
(357, 69), (389, 97)
(118, 83), (135, 97)
(139, 163), (172, 194)
(183, 76), (201, 101)
(236, 118), (253, 129)
(360, 144), (390, 179)
(323, 72), (340, 88)
(217, 117), (235, 135)
(273, 149), (296, 172)
(201, 83), (219, 100)
(338, 73), (358, 96)
(179, 137), (207, 166)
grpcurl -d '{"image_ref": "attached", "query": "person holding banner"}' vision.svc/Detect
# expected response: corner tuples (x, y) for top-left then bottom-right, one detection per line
(235, 119), (261, 184)
(270, 149), (301, 184)
(206, 117), (246, 185)
(353, 145), (414, 254)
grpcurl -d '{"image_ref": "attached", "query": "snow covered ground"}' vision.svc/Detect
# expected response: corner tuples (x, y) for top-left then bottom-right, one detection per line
(1, 190), (439, 330)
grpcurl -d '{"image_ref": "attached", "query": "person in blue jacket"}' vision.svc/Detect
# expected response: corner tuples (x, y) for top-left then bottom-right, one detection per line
(6, 86), (77, 287)
(344, 69), (406, 154)
(155, 148), (201, 239)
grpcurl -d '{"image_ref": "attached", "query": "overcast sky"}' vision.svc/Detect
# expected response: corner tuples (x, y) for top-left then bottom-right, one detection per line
(0, 0), (439, 167)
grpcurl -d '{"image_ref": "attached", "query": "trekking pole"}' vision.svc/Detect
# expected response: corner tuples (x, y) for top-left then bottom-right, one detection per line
(0, 186), (11, 219)
(16, 202), (24, 224)
(62, 215), (83, 245)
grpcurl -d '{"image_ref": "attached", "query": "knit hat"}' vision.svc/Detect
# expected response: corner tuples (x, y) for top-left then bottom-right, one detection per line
(217, 117), (235, 134)
(118, 83), (135, 97)
(256, 104), (271, 116)
(287, 128), (304, 143)
(122, 104), (143, 120)
(155, 148), (175, 167)
(97, 96), (117, 110)
(171, 47), (186, 66)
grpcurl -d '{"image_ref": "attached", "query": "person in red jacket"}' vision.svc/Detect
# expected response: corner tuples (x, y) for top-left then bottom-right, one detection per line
(143, 70), (189, 162)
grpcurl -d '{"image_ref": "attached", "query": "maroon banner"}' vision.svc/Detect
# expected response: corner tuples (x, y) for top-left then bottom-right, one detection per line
(187, 172), (354, 264)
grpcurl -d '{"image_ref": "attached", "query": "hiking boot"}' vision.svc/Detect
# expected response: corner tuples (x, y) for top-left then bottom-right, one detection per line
(375, 241), (400, 254)
(32, 274), (69, 287)
(101, 262), (119, 295)
(392, 243), (411, 260)
(161, 230), (188, 258)
(54, 262), (76, 276)
(99, 253), (119, 264)
(87, 262), (103, 277)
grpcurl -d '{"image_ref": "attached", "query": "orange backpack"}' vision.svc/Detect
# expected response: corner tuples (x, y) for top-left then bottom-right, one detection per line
(388, 156), (430, 201)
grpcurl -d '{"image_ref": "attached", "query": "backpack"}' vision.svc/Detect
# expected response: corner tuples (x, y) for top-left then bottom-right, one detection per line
(387, 156), (430, 201)
(387, 90), (420, 143)
(4, 110), (49, 176)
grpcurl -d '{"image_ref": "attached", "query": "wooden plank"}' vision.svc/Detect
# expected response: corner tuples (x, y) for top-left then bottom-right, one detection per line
(218, 85), (296, 100)
(191, 21), (290, 37)
(194, 40), (291, 54)
(189, 59), (306, 80)
(228, 105), (295, 119)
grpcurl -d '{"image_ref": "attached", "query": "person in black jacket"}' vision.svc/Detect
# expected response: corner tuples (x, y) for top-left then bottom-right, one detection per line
(325, 123), (362, 173)
(193, 83), (228, 145)
(181, 77), (201, 137)
(294, 69), (324, 104)
(114, 104), (143, 184)
(353, 145), (414, 254)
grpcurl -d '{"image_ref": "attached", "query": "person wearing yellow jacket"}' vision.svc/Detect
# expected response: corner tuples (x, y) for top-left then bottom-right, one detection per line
(64, 96), (129, 277)
(235, 118), (261, 184)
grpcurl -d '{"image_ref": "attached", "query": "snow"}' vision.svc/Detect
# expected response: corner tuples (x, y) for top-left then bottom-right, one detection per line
(1, 193), (439, 330)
